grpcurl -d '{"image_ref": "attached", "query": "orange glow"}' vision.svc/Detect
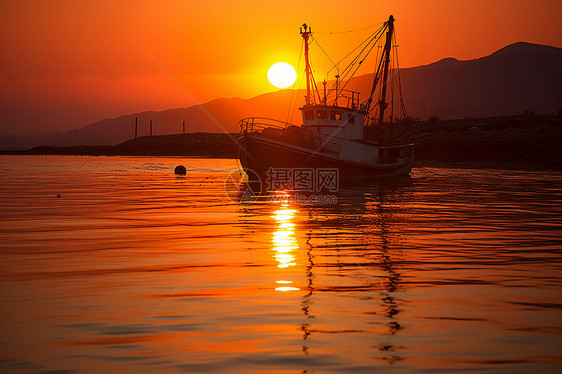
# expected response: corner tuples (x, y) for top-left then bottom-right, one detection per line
(1, 1), (561, 134)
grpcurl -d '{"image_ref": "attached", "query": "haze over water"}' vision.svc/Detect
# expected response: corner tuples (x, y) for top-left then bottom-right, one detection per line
(1, 156), (561, 373)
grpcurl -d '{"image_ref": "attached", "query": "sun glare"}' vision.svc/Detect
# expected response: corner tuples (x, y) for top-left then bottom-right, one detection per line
(267, 62), (297, 89)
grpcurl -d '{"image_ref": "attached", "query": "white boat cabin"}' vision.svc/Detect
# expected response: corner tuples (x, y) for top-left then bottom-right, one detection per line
(300, 97), (366, 140)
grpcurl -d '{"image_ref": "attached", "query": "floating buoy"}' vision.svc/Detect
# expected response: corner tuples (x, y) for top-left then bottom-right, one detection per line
(174, 165), (186, 175)
(57, 194), (62, 198)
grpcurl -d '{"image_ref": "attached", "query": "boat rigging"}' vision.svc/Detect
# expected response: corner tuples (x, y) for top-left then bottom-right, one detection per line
(303, 15), (407, 128)
(237, 15), (414, 189)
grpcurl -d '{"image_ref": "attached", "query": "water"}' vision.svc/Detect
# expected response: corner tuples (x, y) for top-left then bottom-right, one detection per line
(1, 155), (561, 373)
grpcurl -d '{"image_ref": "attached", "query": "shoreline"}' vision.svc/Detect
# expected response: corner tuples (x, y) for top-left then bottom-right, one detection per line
(2, 114), (561, 170)
(1, 153), (558, 171)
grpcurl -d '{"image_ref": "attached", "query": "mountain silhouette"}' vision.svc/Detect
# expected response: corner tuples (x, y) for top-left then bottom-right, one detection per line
(2, 42), (560, 148)
(377, 42), (562, 120)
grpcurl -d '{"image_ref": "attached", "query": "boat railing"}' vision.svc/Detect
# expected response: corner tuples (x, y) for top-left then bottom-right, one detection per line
(239, 117), (292, 134)
(335, 89), (360, 109)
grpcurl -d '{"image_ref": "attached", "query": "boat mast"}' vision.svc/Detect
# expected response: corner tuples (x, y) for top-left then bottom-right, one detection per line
(378, 15), (394, 124)
(300, 23), (318, 105)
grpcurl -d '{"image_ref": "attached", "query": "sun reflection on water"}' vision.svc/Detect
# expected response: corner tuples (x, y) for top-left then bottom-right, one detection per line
(275, 280), (299, 292)
(272, 206), (298, 269)
(272, 204), (300, 291)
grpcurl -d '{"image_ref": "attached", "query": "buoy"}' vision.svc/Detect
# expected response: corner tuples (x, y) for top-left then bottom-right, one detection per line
(174, 165), (187, 175)
(57, 194), (62, 198)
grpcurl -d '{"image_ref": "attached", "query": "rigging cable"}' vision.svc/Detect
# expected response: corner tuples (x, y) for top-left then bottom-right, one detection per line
(392, 31), (408, 118)
(307, 49), (323, 104)
(327, 23), (384, 77)
(314, 22), (382, 35)
(310, 24), (386, 101)
(329, 25), (387, 105)
(311, 36), (338, 81)
(363, 29), (389, 112)
(286, 39), (305, 125)
(292, 74), (306, 123)
(288, 71), (306, 125)
(331, 25), (386, 87)
(390, 51), (395, 123)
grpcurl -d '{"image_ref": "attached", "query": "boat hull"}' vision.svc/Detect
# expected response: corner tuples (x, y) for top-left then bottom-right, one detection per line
(237, 133), (412, 190)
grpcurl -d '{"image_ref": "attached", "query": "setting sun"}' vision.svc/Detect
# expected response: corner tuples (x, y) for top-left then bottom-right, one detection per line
(267, 62), (297, 89)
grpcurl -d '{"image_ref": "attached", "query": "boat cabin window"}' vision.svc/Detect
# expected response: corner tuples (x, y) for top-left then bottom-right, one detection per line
(331, 111), (342, 121)
(304, 110), (313, 120)
(317, 110), (327, 119)
(348, 114), (355, 123)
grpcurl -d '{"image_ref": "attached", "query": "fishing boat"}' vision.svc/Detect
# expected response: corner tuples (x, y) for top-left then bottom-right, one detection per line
(237, 16), (413, 191)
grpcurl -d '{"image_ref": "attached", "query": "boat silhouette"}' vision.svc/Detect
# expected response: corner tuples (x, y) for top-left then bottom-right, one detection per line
(237, 16), (414, 191)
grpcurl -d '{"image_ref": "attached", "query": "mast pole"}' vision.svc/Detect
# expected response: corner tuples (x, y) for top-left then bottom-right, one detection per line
(378, 15), (394, 125)
(301, 24), (313, 105)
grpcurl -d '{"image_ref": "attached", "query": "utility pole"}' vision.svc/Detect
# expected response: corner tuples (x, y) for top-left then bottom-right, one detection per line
(134, 117), (138, 138)
(150, 120), (153, 136)
(183, 120), (185, 134)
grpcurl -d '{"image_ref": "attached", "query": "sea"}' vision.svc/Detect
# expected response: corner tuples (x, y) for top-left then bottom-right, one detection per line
(1, 155), (561, 373)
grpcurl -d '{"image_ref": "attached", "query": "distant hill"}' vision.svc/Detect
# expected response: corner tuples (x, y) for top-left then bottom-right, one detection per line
(345, 42), (562, 120)
(2, 42), (560, 149)
(0, 90), (305, 149)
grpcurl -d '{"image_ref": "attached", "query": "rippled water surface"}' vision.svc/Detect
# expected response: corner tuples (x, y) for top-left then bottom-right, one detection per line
(1, 155), (561, 373)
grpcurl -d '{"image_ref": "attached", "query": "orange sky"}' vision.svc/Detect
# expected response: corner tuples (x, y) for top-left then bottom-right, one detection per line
(1, 0), (561, 135)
